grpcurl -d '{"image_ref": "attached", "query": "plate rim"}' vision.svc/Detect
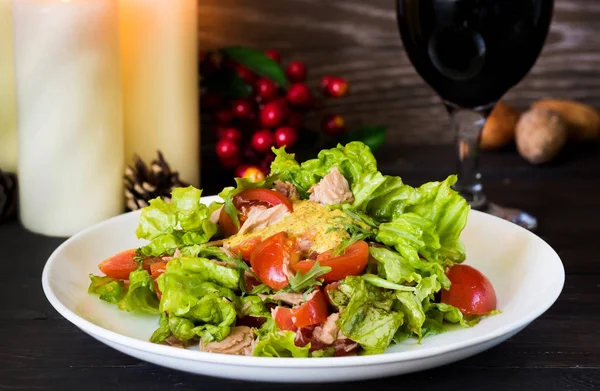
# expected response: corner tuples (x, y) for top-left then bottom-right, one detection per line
(41, 200), (565, 368)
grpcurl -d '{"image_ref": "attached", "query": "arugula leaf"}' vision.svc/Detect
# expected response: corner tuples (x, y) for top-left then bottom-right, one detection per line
(250, 284), (273, 295)
(286, 261), (331, 292)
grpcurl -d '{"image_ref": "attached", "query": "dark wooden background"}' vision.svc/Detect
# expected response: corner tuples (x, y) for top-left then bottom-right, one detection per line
(198, 0), (600, 145)
(1, 0), (600, 390)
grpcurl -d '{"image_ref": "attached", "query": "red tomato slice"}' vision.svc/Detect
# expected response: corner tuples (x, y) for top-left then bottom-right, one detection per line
(273, 289), (329, 331)
(141, 257), (164, 273)
(250, 232), (298, 290)
(150, 260), (168, 280)
(293, 241), (369, 283)
(441, 264), (497, 315)
(292, 289), (329, 328)
(231, 237), (262, 261)
(235, 188), (293, 212)
(273, 307), (297, 331)
(218, 189), (293, 237)
(99, 249), (138, 280)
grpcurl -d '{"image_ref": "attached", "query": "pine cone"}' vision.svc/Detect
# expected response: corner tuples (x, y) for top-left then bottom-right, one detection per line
(124, 151), (189, 211)
(0, 170), (18, 223)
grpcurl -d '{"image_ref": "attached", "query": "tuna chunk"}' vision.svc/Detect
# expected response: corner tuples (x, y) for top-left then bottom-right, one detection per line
(308, 168), (354, 205)
(274, 180), (300, 200)
(269, 292), (305, 306)
(237, 204), (290, 235)
(200, 326), (255, 356)
(210, 205), (223, 224)
(312, 313), (340, 345)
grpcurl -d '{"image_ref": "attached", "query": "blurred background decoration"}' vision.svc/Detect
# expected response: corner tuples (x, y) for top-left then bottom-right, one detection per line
(1, 0), (599, 231)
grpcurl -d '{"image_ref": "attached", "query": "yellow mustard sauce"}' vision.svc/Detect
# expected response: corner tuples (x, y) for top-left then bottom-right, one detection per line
(224, 200), (352, 253)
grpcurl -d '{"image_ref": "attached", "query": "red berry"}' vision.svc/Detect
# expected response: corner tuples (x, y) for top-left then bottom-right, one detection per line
(287, 112), (304, 128)
(264, 49), (281, 64)
(201, 93), (224, 112)
(236, 65), (257, 85)
(285, 61), (307, 83)
(325, 77), (349, 98)
(286, 83), (313, 107)
(320, 75), (334, 90)
(256, 78), (278, 101)
(260, 101), (288, 128)
(235, 164), (251, 178)
(216, 139), (240, 160)
(251, 130), (274, 153)
(274, 127), (298, 148)
(233, 99), (255, 120)
(215, 109), (234, 125)
(321, 114), (346, 135)
(220, 127), (242, 143)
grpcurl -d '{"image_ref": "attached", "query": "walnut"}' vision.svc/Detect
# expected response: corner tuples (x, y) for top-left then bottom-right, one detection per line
(515, 106), (568, 164)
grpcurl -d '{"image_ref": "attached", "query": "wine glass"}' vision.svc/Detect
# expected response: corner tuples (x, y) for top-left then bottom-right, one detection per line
(396, 0), (554, 230)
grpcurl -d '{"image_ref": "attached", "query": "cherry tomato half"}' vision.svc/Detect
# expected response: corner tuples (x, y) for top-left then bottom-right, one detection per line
(250, 232), (299, 290)
(218, 188), (293, 237)
(98, 249), (138, 280)
(273, 289), (329, 331)
(441, 264), (497, 315)
(293, 241), (369, 283)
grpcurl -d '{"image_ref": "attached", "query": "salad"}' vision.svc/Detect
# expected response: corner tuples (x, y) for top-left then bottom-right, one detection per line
(88, 142), (497, 357)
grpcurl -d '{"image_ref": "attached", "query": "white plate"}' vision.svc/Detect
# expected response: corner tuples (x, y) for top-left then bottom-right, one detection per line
(42, 196), (564, 383)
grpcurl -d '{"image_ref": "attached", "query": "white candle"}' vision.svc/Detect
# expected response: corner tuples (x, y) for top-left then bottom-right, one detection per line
(13, 0), (123, 237)
(0, 0), (17, 173)
(119, 0), (200, 186)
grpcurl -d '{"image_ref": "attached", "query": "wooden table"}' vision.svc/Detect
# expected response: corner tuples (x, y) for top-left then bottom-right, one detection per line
(2, 0), (600, 389)
(1, 144), (599, 390)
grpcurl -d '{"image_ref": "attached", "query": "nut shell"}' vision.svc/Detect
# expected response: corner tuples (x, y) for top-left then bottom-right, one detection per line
(533, 99), (600, 141)
(515, 106), (568, 164)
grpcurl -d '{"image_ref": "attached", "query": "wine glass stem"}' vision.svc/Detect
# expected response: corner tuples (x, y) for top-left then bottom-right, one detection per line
(446, 103), (494, 209)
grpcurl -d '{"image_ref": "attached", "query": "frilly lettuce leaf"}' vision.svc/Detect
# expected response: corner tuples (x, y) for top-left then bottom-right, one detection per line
(270, 142), (378, 197)
(118, 270), (160, 314)
(252, 331), (310, 358)
(136, 186), (218, 257)
(88, 275), (125, 304)
(333, 276), (404, 354)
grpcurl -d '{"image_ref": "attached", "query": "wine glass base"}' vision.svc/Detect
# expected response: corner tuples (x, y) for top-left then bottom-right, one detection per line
(479, 202), (538, 231)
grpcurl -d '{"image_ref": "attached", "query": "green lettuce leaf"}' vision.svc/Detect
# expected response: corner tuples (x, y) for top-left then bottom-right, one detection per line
(369, 247), (421, 284)
(88, 274), (125, 304)
(334, 276), (404, 354)
(150, 313), (171, 343)
(269, 142), (378, 198)
(136, 198), (176, 240)
(253, 331), (310, 358)
(118, 270), (160, 314)
(239, 296), (270, 318)
(136, 186), (218, 256)
(166, 256), (239, 290)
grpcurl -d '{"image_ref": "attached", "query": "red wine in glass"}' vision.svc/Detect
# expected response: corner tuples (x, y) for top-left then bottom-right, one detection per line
(397, 0), (554, 230)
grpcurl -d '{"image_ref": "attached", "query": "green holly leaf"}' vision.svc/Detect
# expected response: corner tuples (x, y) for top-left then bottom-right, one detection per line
(343, 125), (387, 151)
(221, 47), (288, 88)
